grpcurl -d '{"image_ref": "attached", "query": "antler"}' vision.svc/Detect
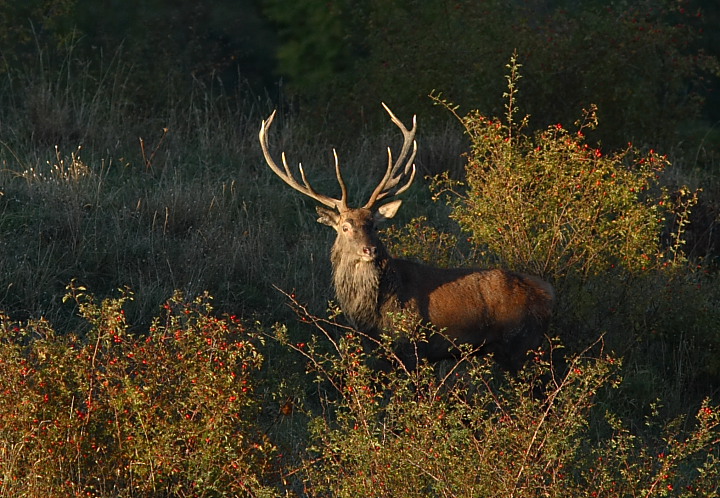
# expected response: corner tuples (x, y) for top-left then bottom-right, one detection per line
(363, 103), (418, 210)
(259, 110), (349, 211)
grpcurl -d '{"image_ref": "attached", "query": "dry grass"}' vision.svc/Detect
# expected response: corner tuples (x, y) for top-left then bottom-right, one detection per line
(0, 52), (461, 331)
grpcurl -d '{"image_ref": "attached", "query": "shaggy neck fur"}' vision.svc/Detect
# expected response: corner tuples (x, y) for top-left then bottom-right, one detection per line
(330, 242), (394, 336)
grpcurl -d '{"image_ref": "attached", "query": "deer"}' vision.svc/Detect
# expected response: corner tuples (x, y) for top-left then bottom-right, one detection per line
(259, 104), (555, 371)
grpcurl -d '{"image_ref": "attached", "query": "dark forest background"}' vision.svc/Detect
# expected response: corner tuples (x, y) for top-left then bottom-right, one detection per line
(2, 0), (719, 150)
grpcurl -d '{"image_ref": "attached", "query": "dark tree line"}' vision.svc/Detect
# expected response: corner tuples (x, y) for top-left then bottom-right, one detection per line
(1, 0), (718, 150)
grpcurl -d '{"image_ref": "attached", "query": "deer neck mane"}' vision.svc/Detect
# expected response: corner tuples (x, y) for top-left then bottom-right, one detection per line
(330, 245), (396, 335)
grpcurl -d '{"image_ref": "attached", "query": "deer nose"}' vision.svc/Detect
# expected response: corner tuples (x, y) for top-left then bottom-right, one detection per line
(362, 246), (377, 258)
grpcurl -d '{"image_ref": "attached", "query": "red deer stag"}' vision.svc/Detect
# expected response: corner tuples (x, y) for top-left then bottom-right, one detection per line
(259, 104), (555, 371)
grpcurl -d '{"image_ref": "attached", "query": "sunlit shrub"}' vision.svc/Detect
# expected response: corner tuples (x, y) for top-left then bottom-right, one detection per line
(279, 301), (720, 498)
(429, 56), (720, 406)
(432, 56), (682, 281)
(0, 285), (273, 497)
(381, 215), (461, 268)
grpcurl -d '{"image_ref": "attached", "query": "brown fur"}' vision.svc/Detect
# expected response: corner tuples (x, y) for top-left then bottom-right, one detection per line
(318, 205), (555, 371)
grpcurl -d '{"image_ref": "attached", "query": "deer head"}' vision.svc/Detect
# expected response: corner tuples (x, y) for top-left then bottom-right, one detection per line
(258, 103), (418, 256)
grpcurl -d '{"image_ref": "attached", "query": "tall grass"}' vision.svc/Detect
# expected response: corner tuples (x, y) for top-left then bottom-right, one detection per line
(1, 46), (299, 328)
(0, 43), (466, 331)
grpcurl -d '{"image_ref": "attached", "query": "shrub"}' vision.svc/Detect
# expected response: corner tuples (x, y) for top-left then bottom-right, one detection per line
(432, 55), (681, 281)
(381, 215), (461, 268)
(279, 300), (720, 498)
(0, 285), (274, 497)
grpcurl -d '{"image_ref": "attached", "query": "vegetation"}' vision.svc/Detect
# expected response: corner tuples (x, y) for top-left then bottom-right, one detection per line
(286, 323), (720, 498)
(1, 1), (720, 496)
(264, 0), (720, 149)
(0, 288), (271, 496)
(427, 59), (720, 417)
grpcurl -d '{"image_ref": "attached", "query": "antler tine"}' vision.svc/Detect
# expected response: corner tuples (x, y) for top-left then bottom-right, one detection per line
(333, 149), (350, 210)
(364, 103), (418, 209)
(259, 110), (346, 211)
(382, 102), (417, 175)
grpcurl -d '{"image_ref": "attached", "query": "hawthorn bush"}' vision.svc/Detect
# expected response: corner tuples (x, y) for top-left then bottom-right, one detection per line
(278, 300), (720, 498)
(432, 56), (680, 280)
(0, 285), (273, 497)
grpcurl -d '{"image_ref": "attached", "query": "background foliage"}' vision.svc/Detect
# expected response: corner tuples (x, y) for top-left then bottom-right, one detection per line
(263, 0), (720, 149)
(1, 0), (718, 148)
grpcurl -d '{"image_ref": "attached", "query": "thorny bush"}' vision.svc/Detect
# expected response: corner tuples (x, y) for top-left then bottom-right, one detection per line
(432, 56), (690, 281)
(0, 284), (273, 498)
(276, 298), (720, 498)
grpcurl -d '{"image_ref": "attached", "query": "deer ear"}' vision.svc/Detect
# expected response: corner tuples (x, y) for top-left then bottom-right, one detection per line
(375, 199), (402, 222)
(316, 206), (340, 227)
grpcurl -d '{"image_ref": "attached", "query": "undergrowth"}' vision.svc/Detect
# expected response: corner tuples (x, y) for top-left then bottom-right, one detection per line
(0, 286), (274, 497)
(277, 298), (720, 498)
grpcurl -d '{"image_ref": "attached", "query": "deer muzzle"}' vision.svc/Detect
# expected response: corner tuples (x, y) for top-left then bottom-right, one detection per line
(361, 245), (377, 261)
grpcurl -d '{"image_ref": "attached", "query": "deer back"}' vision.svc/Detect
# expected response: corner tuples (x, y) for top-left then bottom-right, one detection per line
(386, 260), (554, 369)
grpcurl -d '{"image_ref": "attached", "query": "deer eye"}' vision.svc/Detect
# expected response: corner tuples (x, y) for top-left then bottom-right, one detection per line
(342, 224), (350, 232)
